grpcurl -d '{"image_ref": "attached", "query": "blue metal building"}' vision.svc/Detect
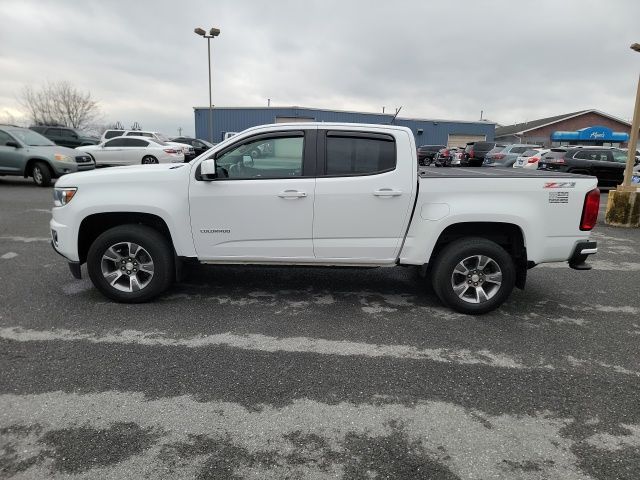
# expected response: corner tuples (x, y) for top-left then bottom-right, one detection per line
(193, 106), (495, 147)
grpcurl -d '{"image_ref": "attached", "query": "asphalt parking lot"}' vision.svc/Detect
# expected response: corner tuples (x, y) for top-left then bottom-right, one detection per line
(1, 176), (639, 479)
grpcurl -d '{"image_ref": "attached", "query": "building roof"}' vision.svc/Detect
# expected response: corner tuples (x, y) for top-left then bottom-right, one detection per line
(495, 109), (631, 137)
(192, 105), (495, 126)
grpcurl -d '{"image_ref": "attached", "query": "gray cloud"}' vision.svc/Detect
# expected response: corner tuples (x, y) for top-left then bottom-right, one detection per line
(1, 0), (638, 136)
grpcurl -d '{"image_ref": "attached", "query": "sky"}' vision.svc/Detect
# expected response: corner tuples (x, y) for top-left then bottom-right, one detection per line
(1, 0), (639, 137)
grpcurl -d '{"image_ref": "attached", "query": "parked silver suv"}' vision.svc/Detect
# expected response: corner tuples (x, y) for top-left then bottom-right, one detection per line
(0, 125), (95, 186)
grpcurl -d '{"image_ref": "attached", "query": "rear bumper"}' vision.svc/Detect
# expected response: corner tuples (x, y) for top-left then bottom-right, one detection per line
(569, 240), (597, 270)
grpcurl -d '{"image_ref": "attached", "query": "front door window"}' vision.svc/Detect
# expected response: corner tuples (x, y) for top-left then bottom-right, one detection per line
(216, 137), (304, 179)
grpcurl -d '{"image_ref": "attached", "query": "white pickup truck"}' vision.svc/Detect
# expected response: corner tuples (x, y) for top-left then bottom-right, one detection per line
(50, 123), (600, 314)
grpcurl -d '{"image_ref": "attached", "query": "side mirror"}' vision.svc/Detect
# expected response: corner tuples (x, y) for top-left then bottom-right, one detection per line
(201, 158), (217, 180)
(5, 141), (20, 149)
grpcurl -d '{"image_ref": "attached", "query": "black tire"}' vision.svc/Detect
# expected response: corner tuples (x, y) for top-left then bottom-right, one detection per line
(430, 237), (515, 315)
(141, 155), (158, 164)
(32, 161), (52, 187)
(87, 224), (174, 303)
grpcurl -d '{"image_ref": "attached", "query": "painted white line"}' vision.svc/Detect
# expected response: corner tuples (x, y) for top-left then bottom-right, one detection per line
(0, 326), (524, 369)
(1, 252), (18, 259)
(0, 236), (50, 243)
(0, 391), (596, 480)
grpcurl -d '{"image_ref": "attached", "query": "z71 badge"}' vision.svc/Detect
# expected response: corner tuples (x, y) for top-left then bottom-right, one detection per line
(544, 182), (576, 189)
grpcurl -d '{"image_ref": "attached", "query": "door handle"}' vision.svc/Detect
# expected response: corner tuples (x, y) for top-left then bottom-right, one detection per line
(277, 190), (307, 199)
(373, 188), (402, 197)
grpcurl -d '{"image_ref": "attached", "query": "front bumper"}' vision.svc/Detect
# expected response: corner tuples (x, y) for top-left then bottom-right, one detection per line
(51, 240), (82, 279)
(568, 240), (597, 270)
(51, 160), (95, 176)
(50, 217), (79, 262)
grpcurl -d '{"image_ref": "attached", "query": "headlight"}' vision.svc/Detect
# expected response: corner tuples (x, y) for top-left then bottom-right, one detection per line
(53, 187), (77, 207)
(54, 153), (74, 163)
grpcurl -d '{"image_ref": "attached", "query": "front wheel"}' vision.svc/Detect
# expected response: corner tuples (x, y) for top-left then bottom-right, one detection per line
(32, 161), (52, 187)
(430, 237), (515, 315)
(87, 225), (174, 303)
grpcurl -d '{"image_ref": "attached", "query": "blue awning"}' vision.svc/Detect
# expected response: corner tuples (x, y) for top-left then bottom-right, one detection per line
(551, 125), (629, 142)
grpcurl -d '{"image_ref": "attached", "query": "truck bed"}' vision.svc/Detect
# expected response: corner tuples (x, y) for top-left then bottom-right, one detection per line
(418, 167), (588, 179)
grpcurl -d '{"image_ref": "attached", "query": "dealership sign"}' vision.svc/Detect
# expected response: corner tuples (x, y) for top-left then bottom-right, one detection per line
(551, 126), (629, 142)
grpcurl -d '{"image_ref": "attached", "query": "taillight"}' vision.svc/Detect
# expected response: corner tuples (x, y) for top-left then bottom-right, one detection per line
(580, 188), (600, 231)
(469, 148), (475, 157)
(164, 148), (178, 154)
(527, 156), (539, 163)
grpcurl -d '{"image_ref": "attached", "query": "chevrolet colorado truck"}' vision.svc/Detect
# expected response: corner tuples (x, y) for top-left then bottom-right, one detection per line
(50, 123), (600, 314)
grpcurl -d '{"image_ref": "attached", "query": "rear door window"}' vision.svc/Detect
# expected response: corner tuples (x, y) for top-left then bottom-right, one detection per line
(60, 129), (76, 138)
(574, 150), (610, 161)
(104, 138), (128, 147)
(122, 138), (149, 147)
(325, 132), (396, 176)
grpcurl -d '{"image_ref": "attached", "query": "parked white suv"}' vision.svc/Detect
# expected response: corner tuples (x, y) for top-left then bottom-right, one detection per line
(51, 123), (600, 315)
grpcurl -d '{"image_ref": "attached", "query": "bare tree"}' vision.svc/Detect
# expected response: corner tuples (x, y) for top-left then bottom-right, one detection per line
(19, 81), (101, 130)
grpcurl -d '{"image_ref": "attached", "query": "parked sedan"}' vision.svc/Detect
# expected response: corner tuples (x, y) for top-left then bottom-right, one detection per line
(512, 148), (549, 169)
(77, 136), (184, 166)
(171, 137), (215, 158)
(483, 144), (540, 167)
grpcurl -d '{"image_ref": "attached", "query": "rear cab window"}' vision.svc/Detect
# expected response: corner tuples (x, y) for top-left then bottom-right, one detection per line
(324, 131), (396, 176)
(104, 130), (124, 139)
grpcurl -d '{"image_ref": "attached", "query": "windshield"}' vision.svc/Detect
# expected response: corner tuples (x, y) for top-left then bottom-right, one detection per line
(156, 133), (171, 142)
(200, 139), (214, 148)
(9, 129), (54, 146)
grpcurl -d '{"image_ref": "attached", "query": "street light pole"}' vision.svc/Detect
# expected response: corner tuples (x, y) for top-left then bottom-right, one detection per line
(194, 27), (221, 143)
(622, 42), (640, 190)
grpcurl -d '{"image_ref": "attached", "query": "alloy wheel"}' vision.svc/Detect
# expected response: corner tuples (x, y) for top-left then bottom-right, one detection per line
(100, 242), (154, 292)
(450, 255), (502, 304)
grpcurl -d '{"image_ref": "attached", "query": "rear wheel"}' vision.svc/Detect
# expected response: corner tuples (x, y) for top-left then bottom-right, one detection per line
(141, 155), (158, 164)
(32, 161), (52, 187)
(87, 225), (174, 303)
(431, 237), (515, 315)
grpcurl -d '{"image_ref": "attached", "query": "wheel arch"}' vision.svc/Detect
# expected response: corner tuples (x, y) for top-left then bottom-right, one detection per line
(78, 212), (175, 265)
(24, 157), (53, 178)
(431, 222), (528, 289)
